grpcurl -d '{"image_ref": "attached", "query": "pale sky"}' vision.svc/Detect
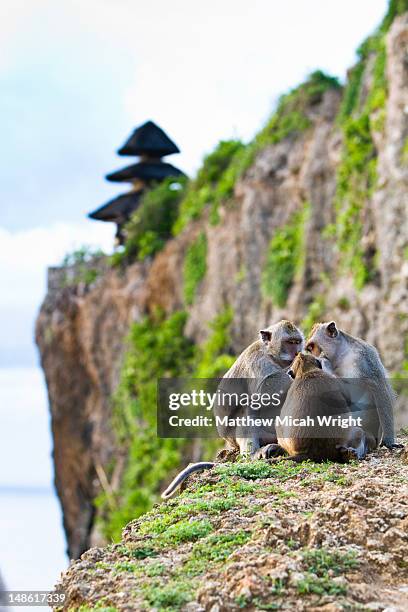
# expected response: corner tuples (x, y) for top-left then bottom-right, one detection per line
(0, 0), (389, 366)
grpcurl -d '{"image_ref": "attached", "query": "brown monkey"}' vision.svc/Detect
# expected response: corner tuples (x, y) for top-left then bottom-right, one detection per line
(161, 320), (304, 498)
(275, 352), (376, 462)
(306, 321), (401, 449)
(218, 320), (304, 456)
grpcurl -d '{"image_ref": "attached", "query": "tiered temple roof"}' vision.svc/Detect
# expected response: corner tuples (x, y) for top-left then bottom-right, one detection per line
(117, 120), (180, 157)
(88, 121), (184, 241)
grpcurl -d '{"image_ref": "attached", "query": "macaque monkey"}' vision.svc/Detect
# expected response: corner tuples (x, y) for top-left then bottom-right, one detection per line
(161, 320), (304, 498)
(275, 352), (377, 462)
(218, 319), (304, 455)
(306, 321), (401, 449)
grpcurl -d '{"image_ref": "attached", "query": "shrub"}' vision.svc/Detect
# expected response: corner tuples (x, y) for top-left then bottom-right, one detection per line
(194, 307), (235, 378)
(62, 245), (104, 267)
(111, 178), (186, 265)
(61, 245), (104, 286)
(173, 140), (244, 234)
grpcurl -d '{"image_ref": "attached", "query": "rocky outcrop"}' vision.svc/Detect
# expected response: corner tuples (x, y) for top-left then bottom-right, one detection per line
(36, 261), (149, 558)
(55, 442), (408, 611)
(36, 16), (408, 559)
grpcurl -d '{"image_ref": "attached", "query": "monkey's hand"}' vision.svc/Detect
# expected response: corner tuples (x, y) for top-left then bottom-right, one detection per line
(381, 439), (404, 450)
(336, 445), (359, 463)
(253, 443), (286, 460)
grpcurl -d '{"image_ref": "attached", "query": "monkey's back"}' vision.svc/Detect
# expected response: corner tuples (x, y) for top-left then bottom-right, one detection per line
(277, 370), (350, 460)
(223, 340), (277, 379)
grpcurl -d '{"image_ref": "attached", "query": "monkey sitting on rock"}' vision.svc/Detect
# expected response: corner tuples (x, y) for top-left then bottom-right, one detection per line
(306, 321), (402, 449)
(273, 352), (377, 462)
(217, 319), (304, 456)
(161, 320), (304, 498)
(161, 320), (402, 499)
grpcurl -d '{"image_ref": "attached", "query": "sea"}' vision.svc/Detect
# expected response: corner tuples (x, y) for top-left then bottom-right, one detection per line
(0, 368), (67, 592)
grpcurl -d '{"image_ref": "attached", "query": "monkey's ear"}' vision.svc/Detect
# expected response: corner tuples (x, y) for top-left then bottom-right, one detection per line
(288, 369), (295, 379)
(259, 329), (272, 343)
(326, 321), (338, 338)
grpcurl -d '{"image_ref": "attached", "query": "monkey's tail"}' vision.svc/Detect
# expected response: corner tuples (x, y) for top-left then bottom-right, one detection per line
(161, 462), (215, 499)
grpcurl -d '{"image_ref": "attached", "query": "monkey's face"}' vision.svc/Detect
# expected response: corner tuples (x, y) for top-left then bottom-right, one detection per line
(280, 335), (304, 364)
(260, 320), (304, 367)
(288, 352), (322, 378)
(305, 321), (340, 361)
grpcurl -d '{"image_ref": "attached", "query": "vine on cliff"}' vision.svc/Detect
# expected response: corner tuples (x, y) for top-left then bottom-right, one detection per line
(261, 203), (309, 307)
(173, 140), (245, 235)
(330, 12), (395, 290)
(183, 232), (208, 306)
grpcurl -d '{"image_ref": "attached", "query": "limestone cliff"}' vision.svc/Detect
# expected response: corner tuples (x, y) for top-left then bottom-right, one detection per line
(36, 10), (408, 561)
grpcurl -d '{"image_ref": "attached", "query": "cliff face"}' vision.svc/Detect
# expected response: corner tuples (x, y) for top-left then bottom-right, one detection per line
(36, 261), (149, 557)
(36, 15), (408, 560)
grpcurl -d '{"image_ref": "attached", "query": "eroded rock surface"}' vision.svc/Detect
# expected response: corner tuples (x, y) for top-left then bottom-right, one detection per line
(55, 440), (408, 611)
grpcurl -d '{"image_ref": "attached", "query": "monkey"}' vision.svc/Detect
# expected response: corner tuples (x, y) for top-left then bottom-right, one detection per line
(224, 319), (305, 377)
(161, 320), (304, 498)
(217, 319), (304, 456)
(305, 321), (402, 449)
(275, 352), (377, 462)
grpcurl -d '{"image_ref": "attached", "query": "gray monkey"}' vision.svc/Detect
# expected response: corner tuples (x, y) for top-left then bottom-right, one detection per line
(161, 320), (304, 498)
(306, 321), (402, 449)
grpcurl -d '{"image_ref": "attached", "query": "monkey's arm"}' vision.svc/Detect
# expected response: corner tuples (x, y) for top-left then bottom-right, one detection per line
(249, 370), (291, 455)
(255, 369), (292, 402)
(161, 462), (215, 499)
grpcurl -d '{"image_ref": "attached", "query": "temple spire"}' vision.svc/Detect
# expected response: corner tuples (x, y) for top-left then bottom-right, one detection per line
(88, 120), (185, 244)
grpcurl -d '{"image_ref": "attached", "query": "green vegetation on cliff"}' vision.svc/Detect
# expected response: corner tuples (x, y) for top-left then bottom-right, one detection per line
(110, 178), (187, 266)
(329, 5), (400, 290)
(173, 140), (245, 234)
(61, 246), (104, 286)
(183, 232), (208, 305)
(96, 307), (234, 541)
(261, 203), (309, 307)
(173, 71), (339, 235)
(381, 0), (408, 29)
(95, 311), (194, 540)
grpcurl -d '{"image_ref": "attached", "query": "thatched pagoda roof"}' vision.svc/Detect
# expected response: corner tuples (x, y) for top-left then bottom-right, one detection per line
(88, 190), (143, 222)
(105, 161), (185, 183)
(117, 120), (180, 157)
